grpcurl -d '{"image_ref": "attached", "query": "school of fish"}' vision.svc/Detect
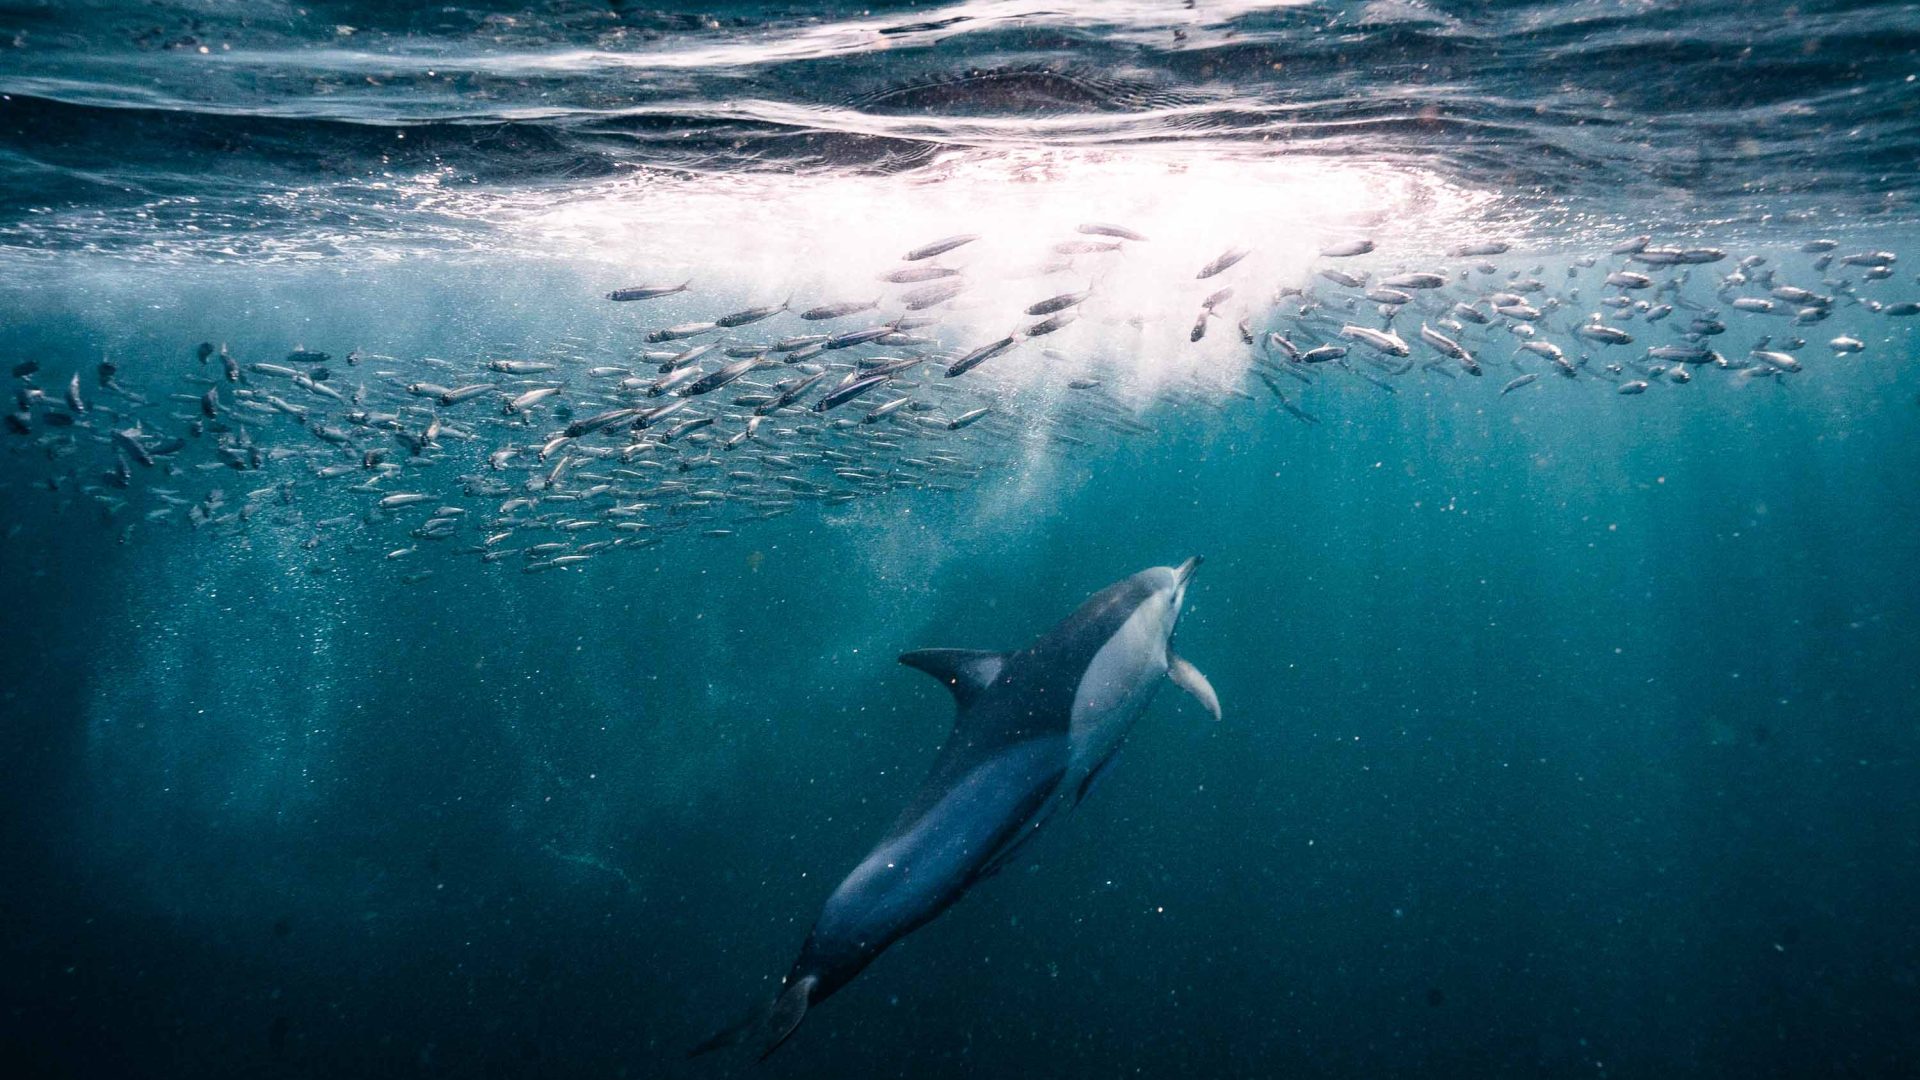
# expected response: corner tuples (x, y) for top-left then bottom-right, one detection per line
(4, 229), (1912, 578)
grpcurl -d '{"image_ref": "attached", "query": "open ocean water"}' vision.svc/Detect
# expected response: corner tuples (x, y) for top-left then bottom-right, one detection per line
(2, 2), (1919, 1077)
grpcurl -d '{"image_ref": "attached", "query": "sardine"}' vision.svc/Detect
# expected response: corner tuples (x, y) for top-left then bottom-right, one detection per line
(438, 384), (493, 406)
(1026, 290), (1091, 317)
(681, 356), (766, 397)
(800, 299), (880, 321)
(1197, 247), (1251, 279)
(607, 282), (689, 302)
(1077, 222), (1148, 241)
(881, 265), (960, 284)
(904, 234), (979, 261)
(813, 373), (890, 413)
(1576, 323), (1633, 345)
(715, 300), (789, 328)
(947, 337), (1018, 378)
(646, 322), (719, 343)
(1339, 325), (1411, 357)
(1025, 310), (1078, 337)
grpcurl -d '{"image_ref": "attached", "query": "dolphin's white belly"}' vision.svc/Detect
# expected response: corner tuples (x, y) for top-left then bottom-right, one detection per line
(1065, 600), (1170, 790)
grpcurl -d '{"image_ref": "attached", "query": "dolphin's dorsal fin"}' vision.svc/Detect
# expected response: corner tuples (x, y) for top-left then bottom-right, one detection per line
(899, 648), (1007, 709)
(1168, 653), (1221, 721)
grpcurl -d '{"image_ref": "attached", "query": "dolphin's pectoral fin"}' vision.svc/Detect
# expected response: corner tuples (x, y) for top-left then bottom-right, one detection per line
(899, 648), (1008, 709)
(1167, 653), (1221, 721)
(1074, 751), (1122, 806)
(977, 798), (1060, 880)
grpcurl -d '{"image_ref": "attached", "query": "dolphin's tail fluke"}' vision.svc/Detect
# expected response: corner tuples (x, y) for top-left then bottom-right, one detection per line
(757, 974), (818, 1060)
(686, 1003), (764, 1059)
(686, 973), (820, 1062)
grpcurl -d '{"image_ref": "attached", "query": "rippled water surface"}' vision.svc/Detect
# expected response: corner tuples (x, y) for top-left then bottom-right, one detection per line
(5, 0), (1919, 256)
(3, 3), (1919, 1078)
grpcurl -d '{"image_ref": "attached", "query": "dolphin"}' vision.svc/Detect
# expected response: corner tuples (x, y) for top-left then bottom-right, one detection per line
(691, 557), (1219, 1060)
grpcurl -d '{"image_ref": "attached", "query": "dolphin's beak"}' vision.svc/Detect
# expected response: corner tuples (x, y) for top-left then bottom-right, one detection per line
(1174, 556), (1203, 588)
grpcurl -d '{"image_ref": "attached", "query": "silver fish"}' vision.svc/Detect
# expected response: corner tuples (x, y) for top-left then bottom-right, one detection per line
(1024, 310), (1079, 337)
(1418, 323), (1480, 375)
(901, 280), (967, 310)
(1381, 272), (1446, 290)
(715, 300), (789, 328)
(946, 407), (991, 430)
(800, 299), (880, 321)
(1448, 241), (1510, 257)
(648, 366), (703, 397)
(947, 336), (1018, 377)
(607, 282), (688, 302)
(904, 234), (979, 261)
(1026, 290), (1091, 317)
(682, 356), (766, 397)
(881, 265), (960, 284)
(756, 370), (830, 414)
(646, 322), (719, 343)
(438, 384), (492, 406)
(1196, 247), (1250, 279)
(826, 325), (894, 350)
(813, 373), (890, 412)
(1077, 222), (1148, 241)
(565, 408), (640, 438)
(864, 396), (913, 424)
(1339, 325), (1411, 356)
(661, 343), (721, 371)
(1576, 323), (1633, 345)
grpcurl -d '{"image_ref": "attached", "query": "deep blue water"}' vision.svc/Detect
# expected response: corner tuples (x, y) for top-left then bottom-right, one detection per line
(3, 3), (1920, 1078)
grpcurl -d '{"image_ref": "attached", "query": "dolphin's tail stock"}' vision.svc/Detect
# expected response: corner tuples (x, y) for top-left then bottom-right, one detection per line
(686, 973), (820, 1062)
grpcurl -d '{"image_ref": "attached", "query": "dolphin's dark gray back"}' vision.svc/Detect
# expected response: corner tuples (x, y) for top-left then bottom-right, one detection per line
(881, 571), (1159, 841)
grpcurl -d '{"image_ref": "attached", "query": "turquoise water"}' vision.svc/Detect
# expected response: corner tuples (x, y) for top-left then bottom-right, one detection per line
(4, 3), (1920, 1077)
